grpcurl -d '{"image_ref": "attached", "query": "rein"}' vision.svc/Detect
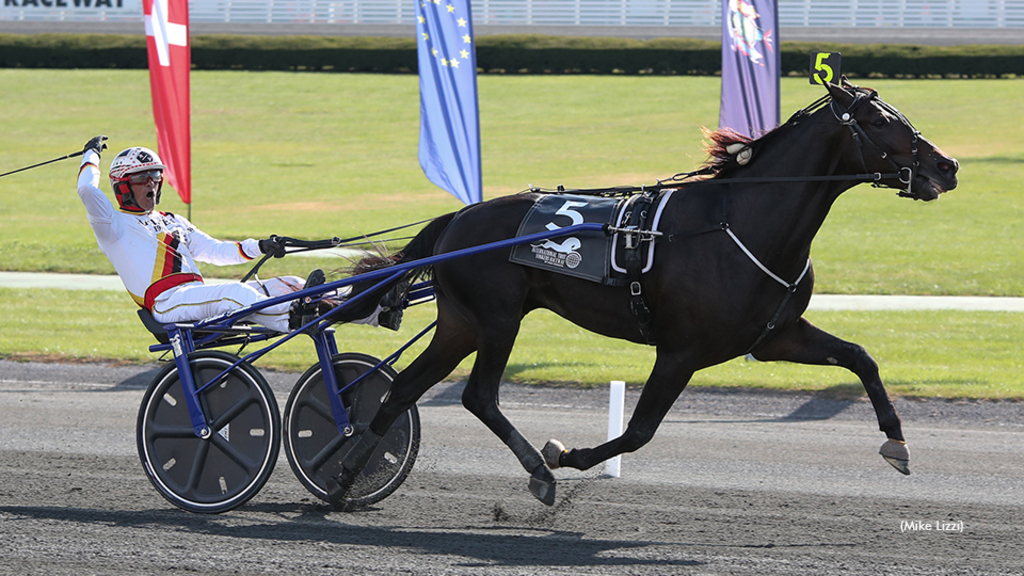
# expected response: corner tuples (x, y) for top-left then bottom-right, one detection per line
(530, 167), (905, 198)
(533, 87), (922, 200)
(240, 218), (434, 283)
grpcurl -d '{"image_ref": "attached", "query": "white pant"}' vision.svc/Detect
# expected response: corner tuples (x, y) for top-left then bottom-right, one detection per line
(152, 276), (379, 333)
(152, 277), (303, 333)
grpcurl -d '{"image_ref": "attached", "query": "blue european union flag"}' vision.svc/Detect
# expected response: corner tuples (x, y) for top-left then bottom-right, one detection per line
(416, 0), (482, 205)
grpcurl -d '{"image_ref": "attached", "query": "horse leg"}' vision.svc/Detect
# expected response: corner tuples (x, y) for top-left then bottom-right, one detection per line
(326, 301), (478, 507)
(460, 324), (561, 505)
(545, 352), (694, 472)
(750, 317), (911, 475)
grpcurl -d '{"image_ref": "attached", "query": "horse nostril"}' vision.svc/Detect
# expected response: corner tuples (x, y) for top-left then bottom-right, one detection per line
(938, 159), (958, 176)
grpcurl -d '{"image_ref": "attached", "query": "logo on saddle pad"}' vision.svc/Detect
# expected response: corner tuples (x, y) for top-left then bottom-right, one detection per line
(511, 196), (619, 282)
(533, 237), (583, 268)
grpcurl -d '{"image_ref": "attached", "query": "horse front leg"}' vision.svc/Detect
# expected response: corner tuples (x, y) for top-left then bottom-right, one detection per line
(544, 352), (694, 473)
(750, 317), (911, 475)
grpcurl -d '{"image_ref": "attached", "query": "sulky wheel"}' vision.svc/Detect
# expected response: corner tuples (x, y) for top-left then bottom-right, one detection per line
(136, 351), (280, 513)
(283, 352), (420, 508)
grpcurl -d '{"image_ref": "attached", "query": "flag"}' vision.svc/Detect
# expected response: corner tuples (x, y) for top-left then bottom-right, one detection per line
(720, 0), (780, 138)
(416, 0), (482, 205)
(144, 0), (191, 205)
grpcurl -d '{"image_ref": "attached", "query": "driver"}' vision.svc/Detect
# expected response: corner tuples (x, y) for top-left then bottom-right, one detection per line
(75, 135), (400, 334)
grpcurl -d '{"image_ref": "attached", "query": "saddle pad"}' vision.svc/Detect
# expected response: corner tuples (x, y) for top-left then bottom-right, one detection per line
(509, 194), (620, 283)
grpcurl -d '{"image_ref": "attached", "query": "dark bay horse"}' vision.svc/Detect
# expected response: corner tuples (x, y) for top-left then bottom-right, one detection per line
(329, 80), (959, 507)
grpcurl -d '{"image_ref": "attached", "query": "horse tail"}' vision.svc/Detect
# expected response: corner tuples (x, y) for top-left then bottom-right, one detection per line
(336, 212), (457, 323)
(394, 211), (457, 265)
(350, 211), (456, 275)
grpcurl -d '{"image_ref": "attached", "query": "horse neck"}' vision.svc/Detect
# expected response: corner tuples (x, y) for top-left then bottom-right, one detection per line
(717, 118), (859, 272)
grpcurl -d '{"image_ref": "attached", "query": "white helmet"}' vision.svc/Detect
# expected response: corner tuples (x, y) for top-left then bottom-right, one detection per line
(109, 147), (166, 213)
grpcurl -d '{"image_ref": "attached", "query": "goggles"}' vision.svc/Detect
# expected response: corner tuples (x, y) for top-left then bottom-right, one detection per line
(128, 170), (163, 185)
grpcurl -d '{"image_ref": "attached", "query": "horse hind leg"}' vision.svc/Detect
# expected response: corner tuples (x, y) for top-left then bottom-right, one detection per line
(326, 306), (478, 508)
(459, 323), (561, 505)
(751, 317), (911, 475)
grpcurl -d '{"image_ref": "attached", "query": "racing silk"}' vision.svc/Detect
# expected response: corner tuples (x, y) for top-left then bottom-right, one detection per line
(77, 150), (262, 310)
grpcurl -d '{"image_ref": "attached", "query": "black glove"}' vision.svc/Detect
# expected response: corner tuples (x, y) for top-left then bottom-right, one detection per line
(83, 135), (108, 155)
(258, 235), (287, 258)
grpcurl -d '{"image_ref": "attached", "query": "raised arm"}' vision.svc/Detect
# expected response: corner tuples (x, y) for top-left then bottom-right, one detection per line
(76, 135), (117, 242)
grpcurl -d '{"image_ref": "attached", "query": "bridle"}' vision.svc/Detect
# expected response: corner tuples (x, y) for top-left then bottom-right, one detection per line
(825, 87), (923, 200)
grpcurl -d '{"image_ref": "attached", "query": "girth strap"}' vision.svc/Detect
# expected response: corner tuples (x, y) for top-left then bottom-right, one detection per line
(620, 191), (659, 346)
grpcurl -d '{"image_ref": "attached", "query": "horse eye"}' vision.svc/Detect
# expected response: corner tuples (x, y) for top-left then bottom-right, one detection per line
(871, 118), (887, 128)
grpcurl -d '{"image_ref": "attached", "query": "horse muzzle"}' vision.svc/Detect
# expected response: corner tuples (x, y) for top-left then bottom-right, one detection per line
(906, 153), (959, 202)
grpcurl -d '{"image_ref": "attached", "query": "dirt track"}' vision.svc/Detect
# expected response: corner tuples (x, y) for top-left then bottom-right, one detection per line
(1, 360), (1023, 575)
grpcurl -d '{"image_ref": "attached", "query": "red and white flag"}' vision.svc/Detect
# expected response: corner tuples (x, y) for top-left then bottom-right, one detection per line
(144, 0), (191, 205)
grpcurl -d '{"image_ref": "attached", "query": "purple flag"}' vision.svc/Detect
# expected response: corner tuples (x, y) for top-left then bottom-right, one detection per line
(720, 0), (780, 138)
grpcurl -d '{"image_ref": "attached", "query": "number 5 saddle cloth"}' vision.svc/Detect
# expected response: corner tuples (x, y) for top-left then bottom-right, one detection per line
(509, 190), (677, 286)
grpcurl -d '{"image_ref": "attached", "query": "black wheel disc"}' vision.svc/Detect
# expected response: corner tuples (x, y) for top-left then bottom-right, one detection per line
(284, 353), (419, 507)
(137, 351), (280, 513)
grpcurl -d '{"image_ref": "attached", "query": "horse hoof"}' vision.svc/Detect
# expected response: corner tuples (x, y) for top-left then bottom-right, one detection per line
(879, 439), (911, 475)
(529, 466), (557, 506)
(325, 477), (347, 509)
(883, 456), (911, 475)
(541, 439), (566, 469)
(325, 469), (357, 510)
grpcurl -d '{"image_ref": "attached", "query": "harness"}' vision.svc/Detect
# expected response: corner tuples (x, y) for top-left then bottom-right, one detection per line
(531, 85), (925, 351)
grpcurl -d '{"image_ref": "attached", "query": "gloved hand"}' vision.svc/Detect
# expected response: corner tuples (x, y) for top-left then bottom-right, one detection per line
(83, 135), (108, 155)
(258, 235), (287, 258)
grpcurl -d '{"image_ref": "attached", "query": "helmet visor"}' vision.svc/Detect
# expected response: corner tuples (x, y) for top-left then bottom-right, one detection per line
(128, 170), (163, 185)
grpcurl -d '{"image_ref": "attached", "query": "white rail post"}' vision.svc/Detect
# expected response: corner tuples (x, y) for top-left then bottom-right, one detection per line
(606, 380), (625, 478)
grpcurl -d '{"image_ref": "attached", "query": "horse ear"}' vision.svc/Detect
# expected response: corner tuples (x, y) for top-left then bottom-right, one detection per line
(825, 80), (857, 111)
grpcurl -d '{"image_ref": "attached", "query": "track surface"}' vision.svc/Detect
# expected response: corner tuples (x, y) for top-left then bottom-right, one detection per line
(1, 359), (1023, 575)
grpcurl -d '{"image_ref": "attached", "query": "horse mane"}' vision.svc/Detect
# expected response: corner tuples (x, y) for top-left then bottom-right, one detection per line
(697, 95), (832, 179)
(700, 127), (754, 174)
(695, 126), (777, 181)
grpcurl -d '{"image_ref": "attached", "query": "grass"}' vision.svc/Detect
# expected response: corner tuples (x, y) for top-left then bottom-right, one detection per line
(1, 70), (1022, 398)
(1, 71), (1022, 293)
(2, 287), (1022, 399)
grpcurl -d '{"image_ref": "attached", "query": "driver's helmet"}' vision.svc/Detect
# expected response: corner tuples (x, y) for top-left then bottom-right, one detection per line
(108, 147), (166, 213)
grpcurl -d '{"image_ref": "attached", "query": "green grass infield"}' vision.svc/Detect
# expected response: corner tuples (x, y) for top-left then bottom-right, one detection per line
(1, 71), (1021, 398)
(2, 288), (1022, 400)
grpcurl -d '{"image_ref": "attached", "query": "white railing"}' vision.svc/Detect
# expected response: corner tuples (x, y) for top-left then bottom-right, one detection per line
(2, 0), (1023, 28)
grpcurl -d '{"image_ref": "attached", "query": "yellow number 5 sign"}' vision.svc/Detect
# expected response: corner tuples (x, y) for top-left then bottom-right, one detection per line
(810, 52), (842, 85)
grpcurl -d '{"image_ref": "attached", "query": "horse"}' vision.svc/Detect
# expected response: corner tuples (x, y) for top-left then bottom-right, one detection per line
(327, 80), (959, 507)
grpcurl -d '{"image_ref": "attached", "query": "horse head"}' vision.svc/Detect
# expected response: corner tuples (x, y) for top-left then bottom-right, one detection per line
(826, 80), (959, 201)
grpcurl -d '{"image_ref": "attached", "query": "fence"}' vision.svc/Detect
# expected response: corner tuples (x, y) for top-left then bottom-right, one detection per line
(2, 0), (1023, 29)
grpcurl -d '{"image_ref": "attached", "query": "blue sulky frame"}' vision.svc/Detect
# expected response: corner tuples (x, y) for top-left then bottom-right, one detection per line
(149, 222), (606, 442)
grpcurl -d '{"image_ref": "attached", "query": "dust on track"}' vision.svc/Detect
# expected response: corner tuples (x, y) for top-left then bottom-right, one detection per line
(1, 360), (1023, 575)
(2, 450), (1021, 576)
